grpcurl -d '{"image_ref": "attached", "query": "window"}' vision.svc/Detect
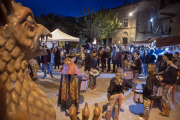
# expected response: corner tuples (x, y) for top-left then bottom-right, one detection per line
(151, 8), (154, 13)
(108, 38), (112, 44)
(124, 19), (128, 27)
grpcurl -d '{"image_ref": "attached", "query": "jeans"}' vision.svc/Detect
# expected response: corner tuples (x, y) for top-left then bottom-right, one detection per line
(61, 57), (65, 65)
(113, 60), (119, 72)
(49, 63), (53, 76)
(47, 64), (50, 73)
(41, 64), (44, 72)
(43, 64), (47, 77)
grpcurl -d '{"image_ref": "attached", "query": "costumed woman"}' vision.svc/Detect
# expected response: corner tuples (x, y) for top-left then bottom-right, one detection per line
(131, 52), (142, 92)
(160, 56), (178, 117)
(138, 64), (162, 120)
(85, 50), (98, 90)
(106, 68), (132, 120)
(58, 51), (81, 113)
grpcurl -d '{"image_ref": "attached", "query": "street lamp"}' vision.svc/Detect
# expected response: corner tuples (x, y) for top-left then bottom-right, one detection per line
(129, 12), (133, 16)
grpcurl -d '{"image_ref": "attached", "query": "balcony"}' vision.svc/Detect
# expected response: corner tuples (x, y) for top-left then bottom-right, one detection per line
(158, 1), (180, 19)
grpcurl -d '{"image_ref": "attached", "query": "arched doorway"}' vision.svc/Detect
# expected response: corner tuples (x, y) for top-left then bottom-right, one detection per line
(123, 32), (128, 44)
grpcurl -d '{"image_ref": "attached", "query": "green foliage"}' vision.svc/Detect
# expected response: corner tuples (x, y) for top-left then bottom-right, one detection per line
(76, 7), (122, 44)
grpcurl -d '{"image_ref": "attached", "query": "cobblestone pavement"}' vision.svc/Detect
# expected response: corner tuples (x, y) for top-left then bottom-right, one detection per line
(37, 67), (180, 120)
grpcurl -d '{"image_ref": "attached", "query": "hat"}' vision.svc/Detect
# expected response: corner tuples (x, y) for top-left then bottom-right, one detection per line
(67, 51), (76, 58)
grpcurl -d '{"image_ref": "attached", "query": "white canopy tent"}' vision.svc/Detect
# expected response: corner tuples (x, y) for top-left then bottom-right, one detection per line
(48, 28), (79, 42)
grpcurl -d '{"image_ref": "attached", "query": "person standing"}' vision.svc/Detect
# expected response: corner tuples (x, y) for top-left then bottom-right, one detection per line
(65, 42), (70, 54)
(174, 52), (180, 70)
(54, 47), (60, 69)
(41, 49), (51, 79)
(139, 64), (162, 120)
(85, 50), (98, 90)
(144, 49), (156, 76)
(101, 47), (108, 72)
(97, 49), (101, 67)
(58, 51), (81, 112)
(60, 46), (66, 66)
(123, 56), (133, 70)
(131, 52), (141, 92)
(49, 49), (54, 78)
(160, 56), (178, 117)
(106, 68), (132, 120)
(158, 53), (170, 74)
(112, 48), (121, 73)
(107, 46), (113, 72)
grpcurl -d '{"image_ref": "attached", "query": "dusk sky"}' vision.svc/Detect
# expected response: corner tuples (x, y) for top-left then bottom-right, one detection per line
(15, 0), (140, 17)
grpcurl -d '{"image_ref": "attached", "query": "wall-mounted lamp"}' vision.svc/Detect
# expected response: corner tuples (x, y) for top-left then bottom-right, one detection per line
(150, 18), (153, 22)
(129, 12), (133, 16)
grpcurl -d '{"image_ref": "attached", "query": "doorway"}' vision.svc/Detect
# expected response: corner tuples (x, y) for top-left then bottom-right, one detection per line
(123, 37), (128, 44)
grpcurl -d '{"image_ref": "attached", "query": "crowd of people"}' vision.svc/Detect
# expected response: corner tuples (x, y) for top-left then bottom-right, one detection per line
(27, 42), (180, 120)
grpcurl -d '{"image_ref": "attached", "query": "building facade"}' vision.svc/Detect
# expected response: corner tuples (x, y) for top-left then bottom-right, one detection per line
(106, 0), (162, 45)
(157, 0), (180, 37)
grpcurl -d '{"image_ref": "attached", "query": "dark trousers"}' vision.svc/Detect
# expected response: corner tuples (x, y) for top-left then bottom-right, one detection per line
(113, 60), (119, 72)
(101, 60), (106, 71)
(54, 59), (60, 69)
(97, 59), (100, 66)
(107, 58), (111, 71)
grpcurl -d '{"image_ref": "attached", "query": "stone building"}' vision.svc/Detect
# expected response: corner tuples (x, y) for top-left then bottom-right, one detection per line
(105, 0), (162, 45)
(156, 0), (180, 37)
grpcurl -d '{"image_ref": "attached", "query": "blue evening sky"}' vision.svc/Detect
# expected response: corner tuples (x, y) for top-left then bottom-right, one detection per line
(15, 0), (140, 17)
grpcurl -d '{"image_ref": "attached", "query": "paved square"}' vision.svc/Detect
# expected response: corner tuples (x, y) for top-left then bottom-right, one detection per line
(37, 68), (180, 120)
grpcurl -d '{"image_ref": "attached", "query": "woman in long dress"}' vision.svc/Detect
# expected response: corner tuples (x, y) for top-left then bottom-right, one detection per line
(58, 51), (81, 111)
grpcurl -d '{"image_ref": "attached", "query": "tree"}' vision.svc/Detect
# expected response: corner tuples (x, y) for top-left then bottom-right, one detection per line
(76, 7), (122, 45)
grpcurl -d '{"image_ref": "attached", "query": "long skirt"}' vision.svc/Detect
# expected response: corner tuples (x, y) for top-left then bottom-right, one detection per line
(162, 84), (173, 106)
(105, 94), (123, 120)
(161, 84), (173, 116)
(58, 74), (81, 110)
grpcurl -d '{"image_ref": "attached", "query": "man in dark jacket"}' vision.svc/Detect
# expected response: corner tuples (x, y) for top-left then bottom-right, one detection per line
(41, 48), (51, 79)
(107, 46), (112, 72)
(112, 48), (121, 72)
(145, 49), (156, 64)
(65, 42), (70, 54)
(54, 47), (60, 69)
(101, 47), (108, 72)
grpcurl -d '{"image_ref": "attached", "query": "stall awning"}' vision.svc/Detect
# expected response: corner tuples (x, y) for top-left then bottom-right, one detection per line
(48, 29), (79, 42)
(132, 37), (159, 44)
(156, 36), (180, 47)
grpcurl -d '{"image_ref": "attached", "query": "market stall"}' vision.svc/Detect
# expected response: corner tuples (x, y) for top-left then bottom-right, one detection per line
(46, 28), (79, 49)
